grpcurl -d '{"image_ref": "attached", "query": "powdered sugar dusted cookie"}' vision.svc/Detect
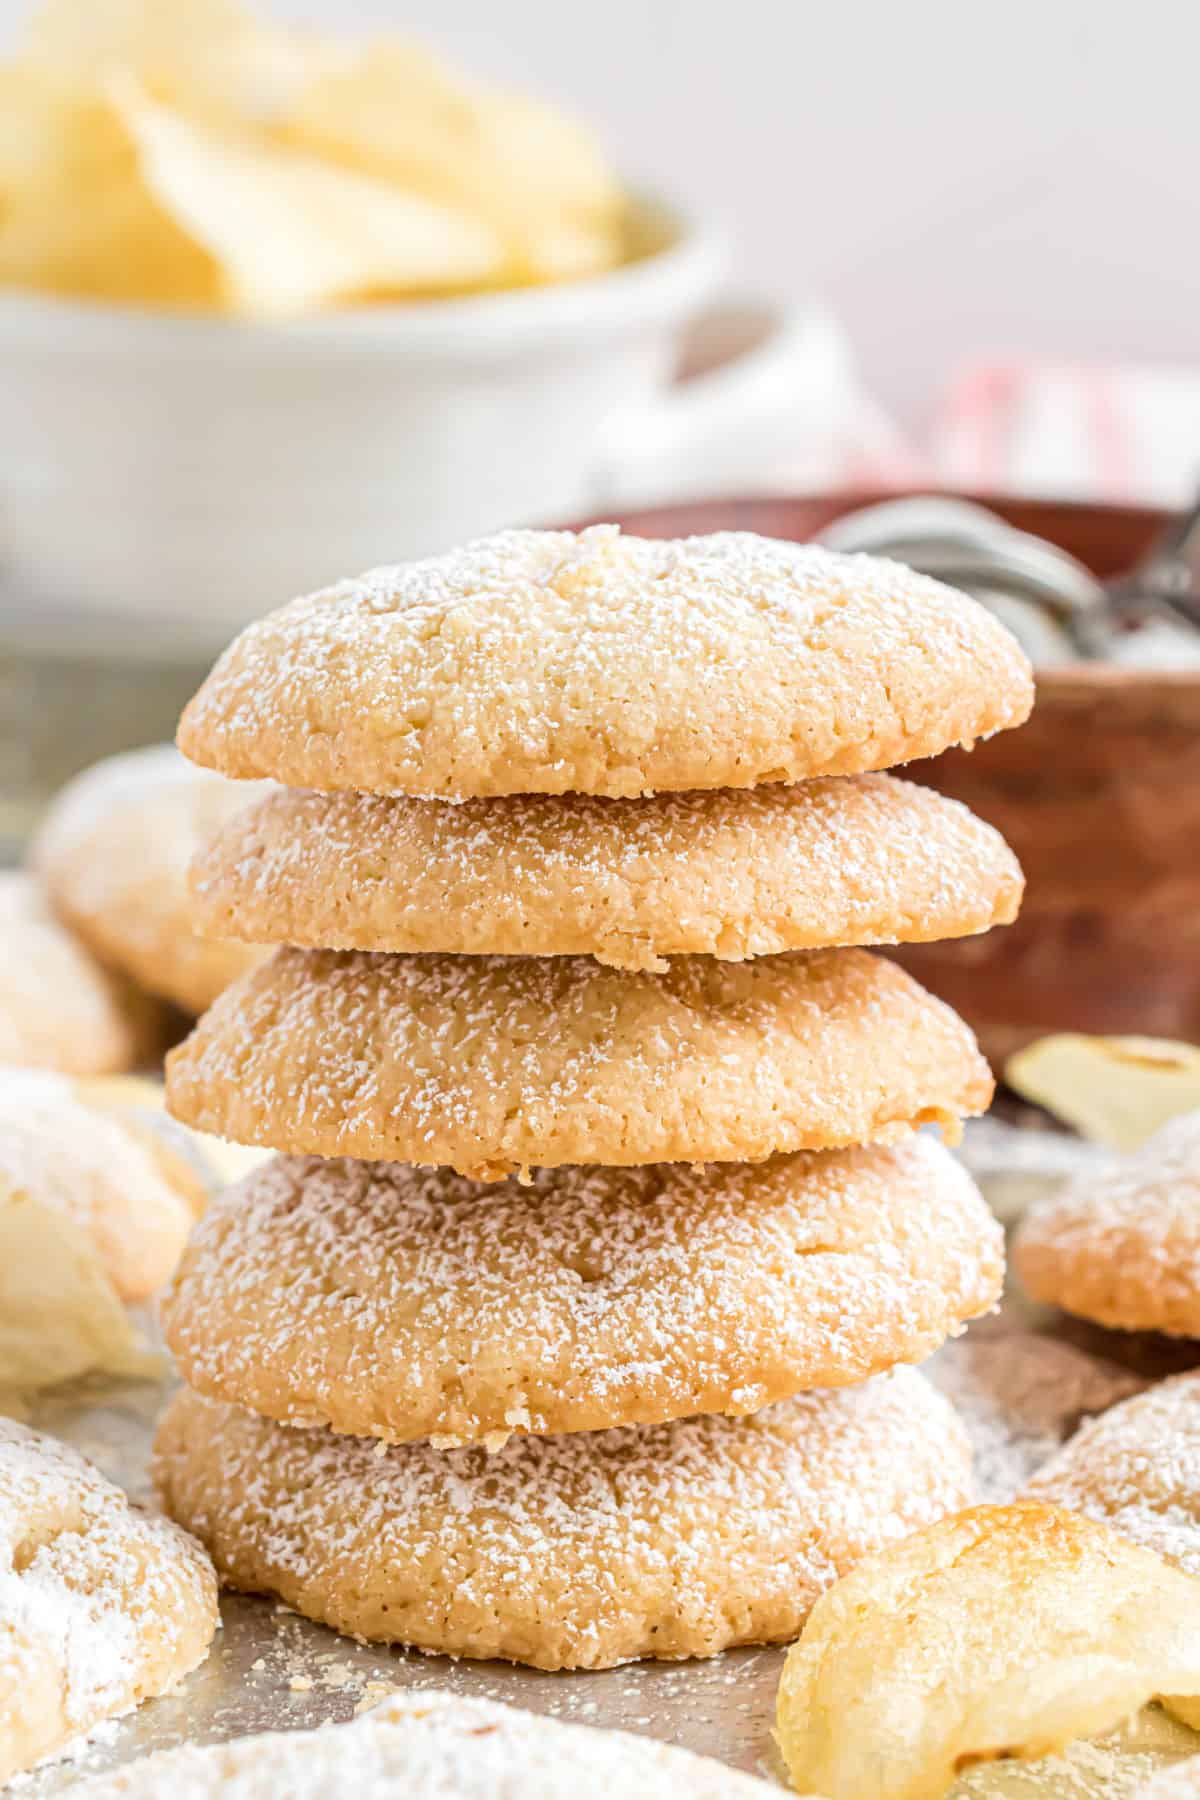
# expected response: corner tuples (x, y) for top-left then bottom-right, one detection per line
(0, 874), (160, 1075)
(191, 773), (1023, 967)
(73, 1689), (784, 1796)
(1015, 1110), (1200, 1336)
(33, 746), (268, 1015)
(161, 1137), (1003, 1446)
(0, 1420), (217, 1783)
(177, 527), (1033, 799)
(1025, 1371), (1200, 1578)
(164, 945), (993, 1176)
(166, 943), (993, 1180)
(154, 1368), (971, 1670)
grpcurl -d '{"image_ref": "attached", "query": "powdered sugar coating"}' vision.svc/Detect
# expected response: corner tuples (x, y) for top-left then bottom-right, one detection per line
(73, 1689), (784, 1797)
(33, 746), (268, 1015)
(192, 773), (1023, 968)
(0, 1419), (217, 1784)
(1026, 1372), (1200, 1578)
(931, 1330), (1145, 1502)
(154, 1369), (971, 1670)
(161, 1136), (1003, 1446)
(164, 945), (993, 1176)
(177, 527), (1033, 799)
(0, 874), (159, 1075)
(0, 1069), (193, 1302)
(1137, 1760), (1200, 1799)
(1015, 1110), (1200, 1334)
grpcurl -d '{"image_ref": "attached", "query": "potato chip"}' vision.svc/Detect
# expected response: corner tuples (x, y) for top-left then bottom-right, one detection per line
(1006, 1034), (1200, 1151)
(25, 0), (248, 76)
(281, 40), (626, 283)
(776, 1502), (1200, 1800)
(0, 1181), (160, 1413)
(74, 1072), (270, 1204)
(0, 66), (63, 195)
(108, 77), (506, 315)
(24, 0), (323, 126)
(0, 79), (219, 306)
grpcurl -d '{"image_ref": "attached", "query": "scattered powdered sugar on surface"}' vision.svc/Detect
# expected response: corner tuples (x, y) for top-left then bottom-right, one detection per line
(953, 1717), (1199, 1800)
(163, 1140), (1000, 1443)
(0, 1418), (216, 1766)
(1026, 1373), (1200, 1575)
(956, 1116), (1112, 1224)
(931, 1331), (1147, 1502)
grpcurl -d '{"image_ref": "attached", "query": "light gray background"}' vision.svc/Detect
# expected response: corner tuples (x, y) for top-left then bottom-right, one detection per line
(4, 0), (1197, 426)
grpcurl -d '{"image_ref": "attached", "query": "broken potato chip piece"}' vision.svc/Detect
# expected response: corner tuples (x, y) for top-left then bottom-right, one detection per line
(23, 0), (321, 123)
(0, 1068), (196, 1304)
(776, 1502), (1200, 1800)
(0, 1183), (160, 1415)
(1005, 1033), (1200, 1152)
(109, 77), (506, 316)
(0, 1066), (231, 1414)
(280, 40), (627, 286)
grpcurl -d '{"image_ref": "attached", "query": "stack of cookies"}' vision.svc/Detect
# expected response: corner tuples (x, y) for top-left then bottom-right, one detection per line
(154, 526), (1032, 1671)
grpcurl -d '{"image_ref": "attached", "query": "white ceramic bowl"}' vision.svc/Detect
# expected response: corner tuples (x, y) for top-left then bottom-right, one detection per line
(0, 197), (722, 646)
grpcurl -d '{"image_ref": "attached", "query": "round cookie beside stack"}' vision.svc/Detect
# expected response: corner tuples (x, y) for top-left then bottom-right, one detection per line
(1016, 1110), (1200, 1338)
(0, 873), (160, 1075)
(158, 525), (1032, 1670)
(33, 746), (269, 1016)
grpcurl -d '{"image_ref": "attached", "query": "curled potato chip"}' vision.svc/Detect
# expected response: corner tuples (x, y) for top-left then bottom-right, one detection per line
(1006, 1034), (1200, 1152)
(24, 0), (320, 124)
(0, 78), (219, 307)
(0, 1182), (160, 1412)
(109, 76), (506, 315)
(776, 1502), (1200, 1800)
(1023, 1374), (1200, 1736)
(0, 1069), (196, 1301)
(75, 1072), (271, 1210)
(279, 40), (627, 284)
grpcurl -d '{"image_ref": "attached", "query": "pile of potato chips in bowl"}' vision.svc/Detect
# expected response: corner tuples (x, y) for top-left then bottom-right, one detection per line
(0, 0), (635, 316)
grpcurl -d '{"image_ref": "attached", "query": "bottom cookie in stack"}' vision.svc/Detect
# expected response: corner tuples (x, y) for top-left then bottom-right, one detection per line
(155, 1366), (970, 1671)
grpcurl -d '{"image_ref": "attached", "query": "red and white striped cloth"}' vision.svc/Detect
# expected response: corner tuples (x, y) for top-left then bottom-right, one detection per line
(931, 361), (1200, 509)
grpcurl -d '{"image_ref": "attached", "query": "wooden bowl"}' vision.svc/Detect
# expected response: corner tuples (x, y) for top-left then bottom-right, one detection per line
(579, 493), (1200, 1063)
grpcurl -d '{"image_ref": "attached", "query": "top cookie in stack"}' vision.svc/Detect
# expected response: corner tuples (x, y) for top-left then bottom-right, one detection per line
(156, 524), (1030, 1671)
(176, 524), (1029, 799)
